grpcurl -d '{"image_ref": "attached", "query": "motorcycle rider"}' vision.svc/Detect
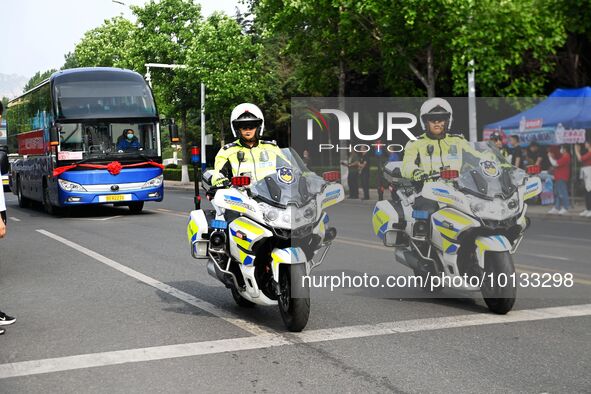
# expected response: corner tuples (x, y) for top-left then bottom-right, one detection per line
(212, 103), (285, 187)
(401, 98), (481, 182)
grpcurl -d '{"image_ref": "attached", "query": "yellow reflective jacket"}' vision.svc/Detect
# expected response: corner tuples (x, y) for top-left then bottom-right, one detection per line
(212, 139), (285, 186)
(401, 133), (483, 180)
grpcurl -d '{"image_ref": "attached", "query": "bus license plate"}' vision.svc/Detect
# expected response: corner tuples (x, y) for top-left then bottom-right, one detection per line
(100, 194), (131, 202)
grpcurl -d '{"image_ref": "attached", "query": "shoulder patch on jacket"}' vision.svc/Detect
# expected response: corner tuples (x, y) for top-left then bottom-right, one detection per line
(223, 142), (238, 150)
(259, 140), (277, 146)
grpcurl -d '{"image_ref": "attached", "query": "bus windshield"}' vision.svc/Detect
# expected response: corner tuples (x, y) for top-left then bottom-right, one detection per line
(58, 121), (158, 161)
(54, 72), (157, 120)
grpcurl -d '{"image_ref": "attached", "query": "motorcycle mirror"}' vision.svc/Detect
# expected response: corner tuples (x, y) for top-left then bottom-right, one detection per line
(231, 176), (250, 187)
(322, 171), (340, 182)
(427, 144), (434, 156)
(526, 165), (541, 175)
(440, 169), (459, 180)
(237, 151), (245, 162)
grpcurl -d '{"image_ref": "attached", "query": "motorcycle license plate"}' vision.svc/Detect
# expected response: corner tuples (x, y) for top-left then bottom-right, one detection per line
(100, 194), (131, 202)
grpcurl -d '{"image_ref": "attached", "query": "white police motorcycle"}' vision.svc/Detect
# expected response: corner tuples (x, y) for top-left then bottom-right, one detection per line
(187, 148), (343, 331)
(372, 142), (542, 314)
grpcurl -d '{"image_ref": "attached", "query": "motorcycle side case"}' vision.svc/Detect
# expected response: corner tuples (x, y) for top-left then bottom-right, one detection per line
(187, 209), (210, 258)
(372, 200), (406, 246)
(228, 216), (272, 266)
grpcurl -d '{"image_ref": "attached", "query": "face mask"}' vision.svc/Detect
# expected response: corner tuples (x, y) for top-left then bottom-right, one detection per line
(127, 133), (134, 140)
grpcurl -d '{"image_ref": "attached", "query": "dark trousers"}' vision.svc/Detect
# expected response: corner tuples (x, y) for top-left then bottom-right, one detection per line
(348, 172), (359, 198)
(586, 190), (591, 210)
(360, 171), (370, 199)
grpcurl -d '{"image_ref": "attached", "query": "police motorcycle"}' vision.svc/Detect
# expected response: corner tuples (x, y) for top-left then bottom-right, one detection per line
(187, 148), (344, 331)
(372, 141), (542, 314)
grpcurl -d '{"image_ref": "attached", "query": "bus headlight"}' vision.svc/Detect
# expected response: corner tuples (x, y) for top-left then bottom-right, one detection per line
(58, 179), (87, 192)
(142, 175), (163, 188)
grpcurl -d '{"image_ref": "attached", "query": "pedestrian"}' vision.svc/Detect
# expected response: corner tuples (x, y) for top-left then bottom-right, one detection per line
(359, 151), (370, 200)
(302, 148), (311, 167)
(344, 152), (360, 199)
(508, 135), (523, 169)
(574, 141), (591, 217)
(0, 101), (16, 335)
(547, 145), (571, 215)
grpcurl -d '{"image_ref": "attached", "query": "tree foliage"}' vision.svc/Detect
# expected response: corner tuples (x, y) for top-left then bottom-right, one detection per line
(23, 69), (57, 92)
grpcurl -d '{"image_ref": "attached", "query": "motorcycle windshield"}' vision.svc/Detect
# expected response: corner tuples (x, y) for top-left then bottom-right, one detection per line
(455, 141), (526, 200)
(250, 148), (327, 207)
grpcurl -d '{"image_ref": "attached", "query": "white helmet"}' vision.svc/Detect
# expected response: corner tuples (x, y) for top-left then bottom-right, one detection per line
(230, 103), (265, 138)
(419, 98), (453, 132)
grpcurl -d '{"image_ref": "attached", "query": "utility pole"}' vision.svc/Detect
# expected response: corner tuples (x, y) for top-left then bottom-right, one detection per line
(467, 59), (477, 142)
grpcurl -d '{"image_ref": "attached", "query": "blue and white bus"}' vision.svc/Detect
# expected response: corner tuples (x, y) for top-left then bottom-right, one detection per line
(6, 67), (165, 214)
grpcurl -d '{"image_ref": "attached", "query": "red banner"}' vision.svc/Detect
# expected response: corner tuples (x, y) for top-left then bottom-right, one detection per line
(17, 129), (46, 155)
(53, 161), (164, 177)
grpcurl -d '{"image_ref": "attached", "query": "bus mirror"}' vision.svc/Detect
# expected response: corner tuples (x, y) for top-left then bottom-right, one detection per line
(50, 124), (61, 146)
(169, 123), (180, 143)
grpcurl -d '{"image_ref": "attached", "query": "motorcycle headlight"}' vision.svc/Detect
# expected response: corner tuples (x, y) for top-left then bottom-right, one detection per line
(58, 179), (87, 192)
(142, 175), (163, 189)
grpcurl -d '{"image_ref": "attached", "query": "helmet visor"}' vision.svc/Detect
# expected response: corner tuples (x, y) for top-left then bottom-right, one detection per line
(422, 113), (450, 123)
(234, 119), (262, 130)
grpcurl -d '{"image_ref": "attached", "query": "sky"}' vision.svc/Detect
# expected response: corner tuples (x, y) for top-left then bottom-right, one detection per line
(0, 0), (244, 79)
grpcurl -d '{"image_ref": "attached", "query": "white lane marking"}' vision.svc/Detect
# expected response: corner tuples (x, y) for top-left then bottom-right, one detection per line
(146, 209), (186, 218)
(1, 303), (590, 379)
(536, 234), (590, 243)
(36, 229), (270, 336)
(9, 217), (21, 222)
(84, 215), (123, 221)
(520, 253), (570, 261)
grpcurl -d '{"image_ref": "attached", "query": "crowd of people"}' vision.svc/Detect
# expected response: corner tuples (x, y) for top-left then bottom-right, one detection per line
(490, 132), (591, 216)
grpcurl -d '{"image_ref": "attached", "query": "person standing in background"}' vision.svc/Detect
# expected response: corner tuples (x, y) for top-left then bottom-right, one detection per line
(574, 141), (591, 217)
(548, 145), (571, 215)
(344, 152), (360, 199)
(508, 135), (523, 169)
(0, 101), (17, 335)
(359, 151), (370, 200)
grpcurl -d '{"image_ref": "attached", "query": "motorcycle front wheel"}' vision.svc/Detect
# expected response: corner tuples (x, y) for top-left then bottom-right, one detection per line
(278, 264), (310, 332)
(481, 251), (516, 314)
(231, 286), (256, 308)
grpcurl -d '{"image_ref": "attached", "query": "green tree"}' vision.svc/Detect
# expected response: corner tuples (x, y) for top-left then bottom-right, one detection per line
(72, 16), (137, 69)
(185, 13), (273, 146)
(131, 0), (203, 167)
(23, 69), (57, 92)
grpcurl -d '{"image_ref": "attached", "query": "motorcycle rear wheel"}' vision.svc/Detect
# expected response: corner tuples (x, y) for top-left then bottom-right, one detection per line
(481, 251), (516, 314)
(278, 264), (310, 332)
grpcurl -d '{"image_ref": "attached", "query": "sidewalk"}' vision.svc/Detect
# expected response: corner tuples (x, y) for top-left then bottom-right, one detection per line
(164, 180), (590, 223)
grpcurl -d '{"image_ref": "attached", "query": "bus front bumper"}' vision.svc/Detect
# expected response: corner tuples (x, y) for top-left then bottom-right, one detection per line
(59, 185), (164, 205)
